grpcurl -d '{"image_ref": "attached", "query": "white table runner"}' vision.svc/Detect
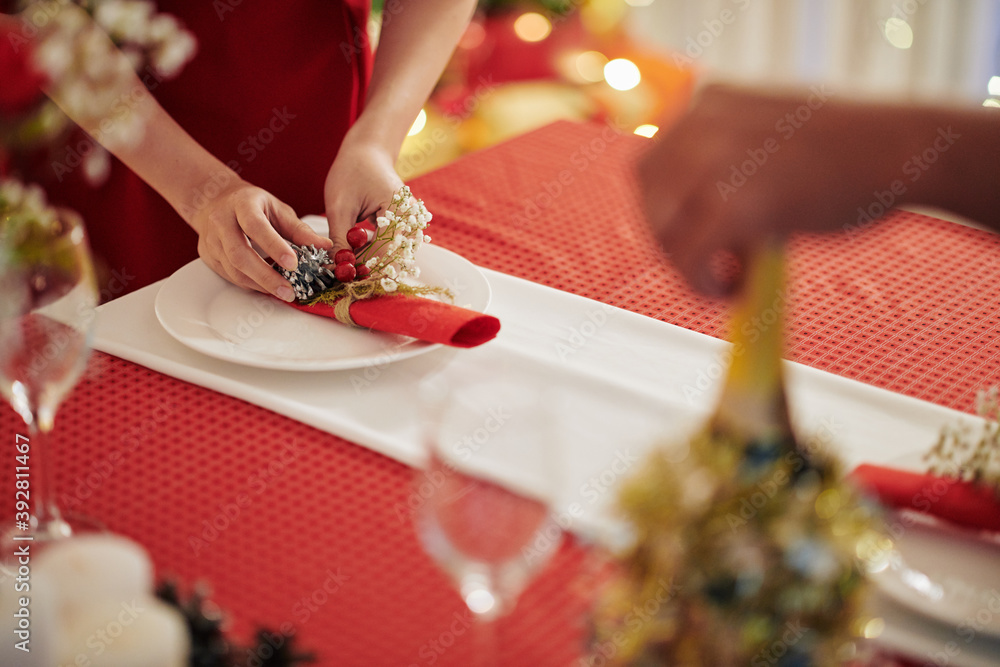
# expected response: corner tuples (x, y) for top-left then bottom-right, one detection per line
(93, 263), (981, 525)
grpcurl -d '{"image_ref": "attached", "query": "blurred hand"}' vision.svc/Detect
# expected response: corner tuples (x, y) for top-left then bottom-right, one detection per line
(191, 180), (332, 301)
(638, 84), (920, 295)
(324, 137), (405, 253)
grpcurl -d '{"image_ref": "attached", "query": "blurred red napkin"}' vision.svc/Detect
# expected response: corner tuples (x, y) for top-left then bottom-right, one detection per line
(289, 294), (500, 348)
(850, 464), (1000, 532)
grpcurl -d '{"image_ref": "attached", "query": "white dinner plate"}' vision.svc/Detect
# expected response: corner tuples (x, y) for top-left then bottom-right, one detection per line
(870, 510), (1000, 639)
(154, 243), (492, 371)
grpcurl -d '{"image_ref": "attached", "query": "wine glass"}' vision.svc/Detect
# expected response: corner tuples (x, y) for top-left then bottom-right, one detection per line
(413, 356), (564, 665)
(0, 207), (99, 542)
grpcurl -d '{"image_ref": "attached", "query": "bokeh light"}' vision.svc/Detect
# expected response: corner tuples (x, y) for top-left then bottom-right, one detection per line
(514, 12), (552, 43)
(863, 617), (886, 639)
(983, 99), (1000, 107)
(575, 50), (609, 83)
(604, 58), (641, 91)
(815, 489), (842, 519)
(407, 109), (427, 136)
(634, 124), (658, 138)
(989, 76), (1000, 96)
(883, 17), (913, 49)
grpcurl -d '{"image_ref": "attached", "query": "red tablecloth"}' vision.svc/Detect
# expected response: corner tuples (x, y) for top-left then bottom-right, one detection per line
(2, 121), (999, 666)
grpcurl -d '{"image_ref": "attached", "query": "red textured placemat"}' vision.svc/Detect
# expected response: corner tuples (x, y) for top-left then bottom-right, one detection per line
(16, 355), (595, 666)
(1, 121), (997, 667)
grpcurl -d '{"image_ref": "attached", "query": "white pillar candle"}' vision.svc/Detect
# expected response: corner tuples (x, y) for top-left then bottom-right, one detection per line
(56, 597), (190, 667)
(35, 534), (153, 614)
(0, 534), (192, 667)
(0, 561), (57, 667)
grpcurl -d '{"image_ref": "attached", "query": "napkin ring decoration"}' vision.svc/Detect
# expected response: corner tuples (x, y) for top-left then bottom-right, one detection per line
(273, 186), (452, 327)
(926, 385), (1000, 496)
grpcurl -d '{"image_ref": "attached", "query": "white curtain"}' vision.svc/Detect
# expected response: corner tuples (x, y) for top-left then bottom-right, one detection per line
(628, 0), (1000, 104)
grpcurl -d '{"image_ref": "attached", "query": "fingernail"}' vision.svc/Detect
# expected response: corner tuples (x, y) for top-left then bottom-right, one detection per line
(280, 253), (297, 271)
(277, 286), (295, 302)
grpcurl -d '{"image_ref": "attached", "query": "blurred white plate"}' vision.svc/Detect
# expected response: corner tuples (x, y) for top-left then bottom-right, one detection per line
(154, 243), (491, 371)
(871, 511), (1000, 639)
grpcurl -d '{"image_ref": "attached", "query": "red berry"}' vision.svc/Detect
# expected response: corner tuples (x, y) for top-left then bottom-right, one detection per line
(334, 249), (356, 265)
(334, 262), (356, 282)
(355, 264), (371, 280)
(346, 226), (370, 249)
(358, 220), (376, 233)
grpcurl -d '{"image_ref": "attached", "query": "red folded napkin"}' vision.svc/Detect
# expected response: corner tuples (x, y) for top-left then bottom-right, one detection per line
(849, 463), (1000, 532)
(288, 293), (500, 348)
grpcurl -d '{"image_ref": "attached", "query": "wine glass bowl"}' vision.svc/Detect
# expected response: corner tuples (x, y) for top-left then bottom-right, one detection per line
(413, 358), (564, 643)
(0, 311), (91, 431)
(416, 452), (558, 621)
(0, 207), (99, 540)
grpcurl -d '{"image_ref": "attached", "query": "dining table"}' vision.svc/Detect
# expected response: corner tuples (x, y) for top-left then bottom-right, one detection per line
(2, 119), (999, 666)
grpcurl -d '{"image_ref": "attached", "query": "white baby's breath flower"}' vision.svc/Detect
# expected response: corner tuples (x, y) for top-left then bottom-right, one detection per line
(22, 184), (48, 217)
(83, 147), (112, 186)
(347, 186), (437, 292)
(423, 234), (431, 244)
(146, 14), (181, 42)
(110, 1), (155, 41)
(93, 1), (124, 26)
(0, 177), (64, 232)
(153, 30), (196, 78)
(383, 240), (400, 257)
(0, 0), (201, 190)
(0, 179), (26, 209)
(33, 36), (74, 81)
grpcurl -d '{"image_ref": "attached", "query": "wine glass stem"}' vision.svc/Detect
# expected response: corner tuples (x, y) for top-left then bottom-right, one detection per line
(29, 425), (62, 530)
(473, 614), (499, 667)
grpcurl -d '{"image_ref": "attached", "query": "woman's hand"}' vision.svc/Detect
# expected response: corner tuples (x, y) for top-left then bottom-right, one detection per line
(319, 0), (475, 250)
(323, 136), (405, 253)
(190, 179), (332, 301)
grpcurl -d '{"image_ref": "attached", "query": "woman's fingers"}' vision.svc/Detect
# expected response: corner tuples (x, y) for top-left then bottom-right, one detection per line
(270, 201), (333, 250)
(234, 198), (298, 271)
(195, 187), (302, 301)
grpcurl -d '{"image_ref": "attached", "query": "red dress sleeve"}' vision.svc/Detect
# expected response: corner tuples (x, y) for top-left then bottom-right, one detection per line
(21, 1), (372, 297)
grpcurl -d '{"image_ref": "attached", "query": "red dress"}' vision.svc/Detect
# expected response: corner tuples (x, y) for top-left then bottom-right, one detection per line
(27, 1), (372, 296)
